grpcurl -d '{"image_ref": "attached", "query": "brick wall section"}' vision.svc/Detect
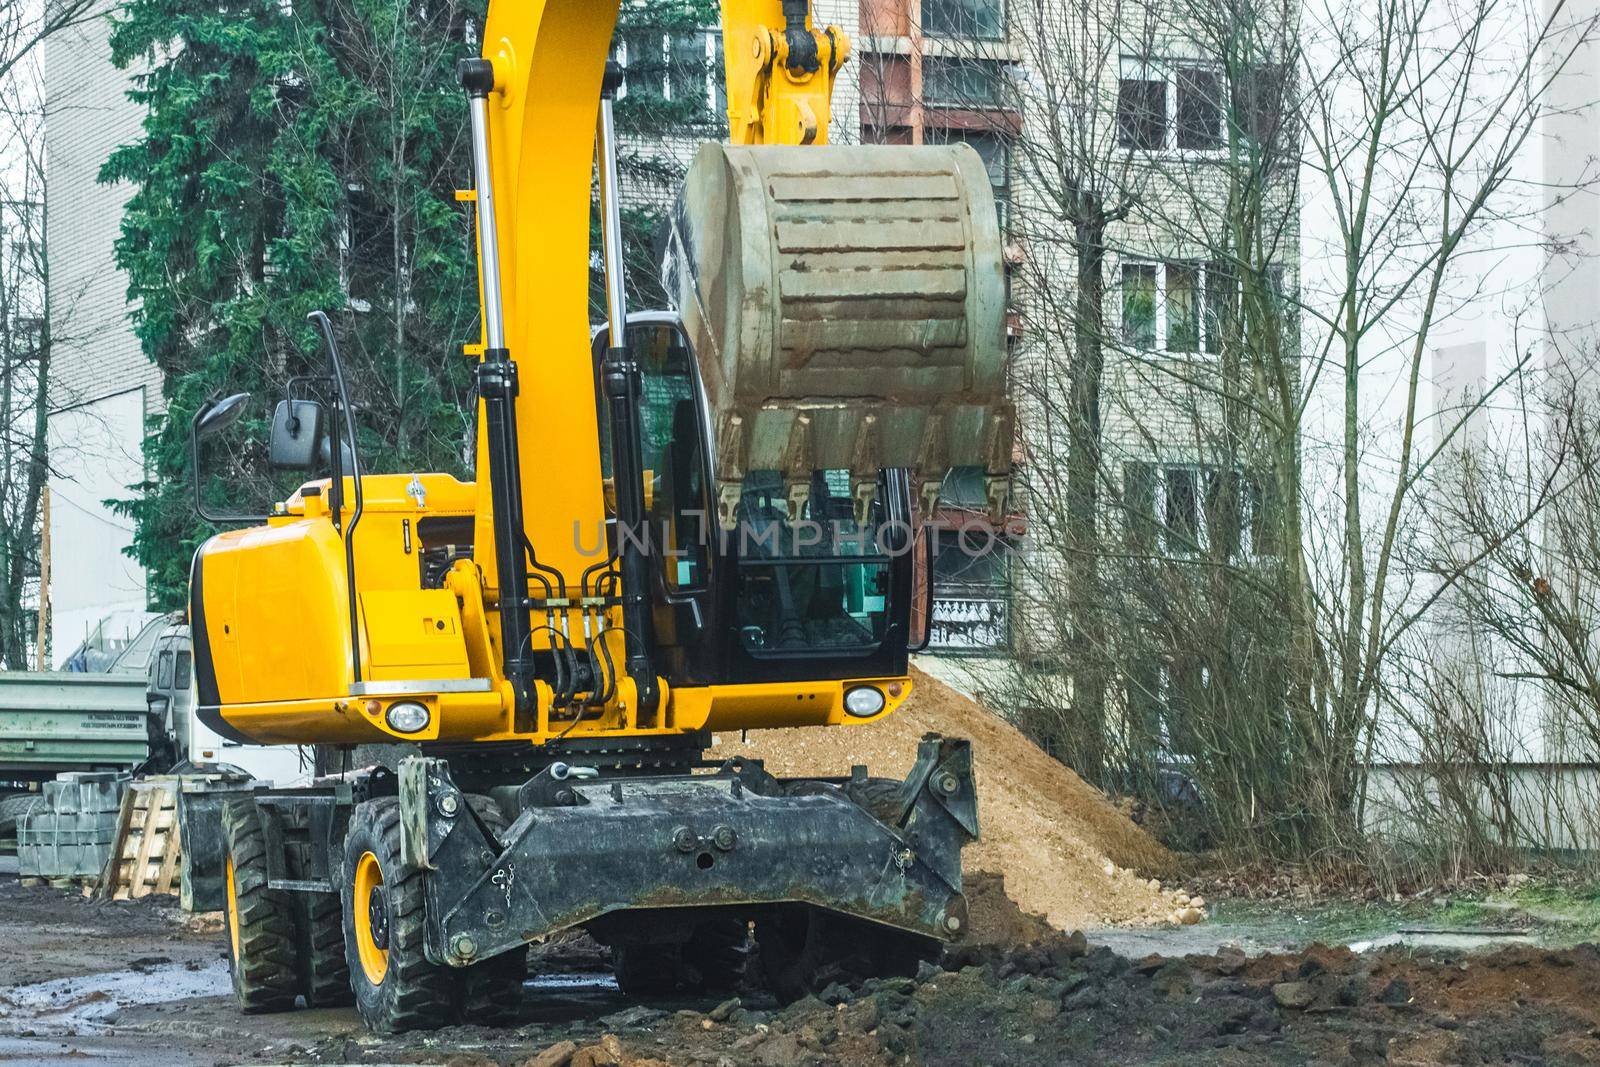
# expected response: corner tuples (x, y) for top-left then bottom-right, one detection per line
(44, 8), (158, 417)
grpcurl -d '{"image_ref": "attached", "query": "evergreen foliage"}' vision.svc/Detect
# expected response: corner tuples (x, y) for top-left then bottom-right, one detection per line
(106, 0), (720, 609)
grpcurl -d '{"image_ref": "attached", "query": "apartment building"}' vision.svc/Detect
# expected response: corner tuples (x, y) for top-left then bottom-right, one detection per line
(41, 7), (158, 663)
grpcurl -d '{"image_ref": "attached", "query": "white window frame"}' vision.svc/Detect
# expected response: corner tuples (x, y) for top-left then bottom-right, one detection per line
(614, 29), (722, 117)
(1128, 462), (1275, 560)
(1119, 259), (1222, 355)
(1118, 56), (1226, 157)
(1119, 260), (1290, 356)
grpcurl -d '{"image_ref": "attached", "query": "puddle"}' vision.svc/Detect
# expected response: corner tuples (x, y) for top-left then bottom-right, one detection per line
(1093, 917), (1547, 961)
(1349, 930), (1538, 953)
(528, 972), (618, 992)
(0, 960), (229, 1033)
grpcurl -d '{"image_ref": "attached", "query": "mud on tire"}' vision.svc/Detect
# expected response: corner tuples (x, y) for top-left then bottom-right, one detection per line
(340, 798), (455, 1033)
(222, 798), (300, 1013)
(297, 891), (353, 1007)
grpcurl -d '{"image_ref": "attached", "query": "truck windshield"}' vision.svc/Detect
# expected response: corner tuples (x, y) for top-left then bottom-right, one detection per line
(732, 470), (895, 657)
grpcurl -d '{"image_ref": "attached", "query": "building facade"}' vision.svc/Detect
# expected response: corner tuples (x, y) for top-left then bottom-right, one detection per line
(42, 6), (157, 663)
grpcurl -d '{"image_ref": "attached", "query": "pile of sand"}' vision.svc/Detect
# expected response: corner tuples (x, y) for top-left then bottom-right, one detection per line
(715, 668), (1205, 932)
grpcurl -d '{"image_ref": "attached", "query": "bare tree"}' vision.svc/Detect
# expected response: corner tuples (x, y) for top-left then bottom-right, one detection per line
(0, 0), (98, 87)
(901, 0), (1600, 870)
(0, 52), (53, 668)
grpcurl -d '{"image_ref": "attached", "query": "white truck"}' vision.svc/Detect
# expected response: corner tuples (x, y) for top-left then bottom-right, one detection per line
(1, 614), (302, 846)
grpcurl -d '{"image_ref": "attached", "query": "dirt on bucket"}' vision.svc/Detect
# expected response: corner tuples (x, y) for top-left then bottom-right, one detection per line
(716, 667), (1198, 932)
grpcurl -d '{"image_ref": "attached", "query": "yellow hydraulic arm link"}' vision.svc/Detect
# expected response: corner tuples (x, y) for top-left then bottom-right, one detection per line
(719, 0), (851, 145)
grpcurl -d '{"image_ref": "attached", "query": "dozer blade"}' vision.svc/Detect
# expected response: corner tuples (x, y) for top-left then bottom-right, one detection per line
(664, 143), (1013, 523)
(398, 736), (979, 968)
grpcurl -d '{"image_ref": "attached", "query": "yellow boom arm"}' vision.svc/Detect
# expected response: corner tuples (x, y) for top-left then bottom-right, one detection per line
(468, 0), (852, 594)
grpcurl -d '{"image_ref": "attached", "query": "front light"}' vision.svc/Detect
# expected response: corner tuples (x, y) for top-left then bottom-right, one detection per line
(385, 701), (430, 733)
(843, 685), (886, 718)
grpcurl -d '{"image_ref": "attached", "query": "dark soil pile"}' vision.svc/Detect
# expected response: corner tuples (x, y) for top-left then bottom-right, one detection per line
(278, 935), (1600, 1067)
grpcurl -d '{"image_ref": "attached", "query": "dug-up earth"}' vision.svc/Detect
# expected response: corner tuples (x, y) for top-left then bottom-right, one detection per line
(718, 667), (1203, 929)
(1, 875), (1599, 1067)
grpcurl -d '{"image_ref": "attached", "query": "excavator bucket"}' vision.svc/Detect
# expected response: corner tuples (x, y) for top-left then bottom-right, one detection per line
(665, 142), (1014, 525)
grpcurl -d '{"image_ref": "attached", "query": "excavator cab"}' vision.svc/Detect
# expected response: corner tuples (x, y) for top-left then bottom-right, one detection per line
(595, 313), (918, 690)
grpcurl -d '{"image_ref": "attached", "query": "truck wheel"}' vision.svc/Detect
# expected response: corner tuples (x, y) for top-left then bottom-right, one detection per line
(0, 793), (43, 849)
(757, 906), (937, 1003)
(297, 892), (353, 1007)
(341, 798), (454, 1033)
(221, 799), (299, 1013)
(455, 795), (527, 1026)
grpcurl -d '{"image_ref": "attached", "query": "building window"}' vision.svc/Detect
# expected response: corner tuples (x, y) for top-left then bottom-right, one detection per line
(1174, 67), (1223, 149)
(1118, 58), (1224, 153)
(922, 0), (1005, 40)
(615, 29), (722, 119)
(1120, 260), (1247, 354)
(1235, 64), (1288, 149)
(1117, 72), (1166, 149)
(1121, 263), (1158, 349)
(1123, 463), (1281, 559)
(923, 56), (1006, 106)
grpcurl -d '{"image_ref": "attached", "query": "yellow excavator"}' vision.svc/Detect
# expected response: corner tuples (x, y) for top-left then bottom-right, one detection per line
(183, 0), (1011, 1033)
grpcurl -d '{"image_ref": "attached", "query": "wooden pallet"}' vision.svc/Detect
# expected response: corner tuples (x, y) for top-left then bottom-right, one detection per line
(98, 778), (183, 901)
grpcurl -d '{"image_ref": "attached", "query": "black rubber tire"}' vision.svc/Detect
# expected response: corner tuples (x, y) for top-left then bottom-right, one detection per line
(340, 798), (455, 1033)
(297, 891), (353, 1007)
(0, 792), (44, 845)
(454, 795), (527, 1026)
(757, 906), (938, 1003)
(221, 798), (300, 1013)
(846, 777), (909, 826)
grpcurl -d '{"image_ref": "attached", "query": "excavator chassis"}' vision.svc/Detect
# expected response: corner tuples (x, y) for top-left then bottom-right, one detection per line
(412, 735), (977, 966)
(191, 735), (977, 1027)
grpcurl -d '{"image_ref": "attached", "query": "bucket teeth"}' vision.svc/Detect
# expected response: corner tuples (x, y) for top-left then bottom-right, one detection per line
(785, 481), (811, 525)
(918, 480), (943, 525)
(851, 479), (878, 526)
(985, 475), (1009, 525)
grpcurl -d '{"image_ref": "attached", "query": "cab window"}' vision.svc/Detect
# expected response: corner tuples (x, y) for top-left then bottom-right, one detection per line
(732, 469), (894, 657)
(597, 322), (711, 592)
(174, 651), (192, 691)
(155, 649), (174, 690)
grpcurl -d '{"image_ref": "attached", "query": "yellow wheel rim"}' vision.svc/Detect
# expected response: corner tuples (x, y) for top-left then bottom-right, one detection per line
(224, 856), (241, 961)
(353, 850), (389, 985)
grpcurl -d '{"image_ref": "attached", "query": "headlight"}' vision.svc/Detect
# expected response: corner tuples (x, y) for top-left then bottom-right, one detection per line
(385, 701), (430, 733)
(843, 685), (886, 718)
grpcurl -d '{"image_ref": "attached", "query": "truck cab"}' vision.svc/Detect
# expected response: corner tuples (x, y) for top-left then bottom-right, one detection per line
(144, 619), (304, 784)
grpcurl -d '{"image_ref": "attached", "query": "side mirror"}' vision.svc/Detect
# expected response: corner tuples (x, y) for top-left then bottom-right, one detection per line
(190, 392), (269, 524)
(269, 399), (325, 470)
(195, 392), (251, 439)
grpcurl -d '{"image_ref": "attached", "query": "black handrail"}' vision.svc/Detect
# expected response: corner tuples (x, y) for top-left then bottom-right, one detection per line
(307, 311), (365, 686)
